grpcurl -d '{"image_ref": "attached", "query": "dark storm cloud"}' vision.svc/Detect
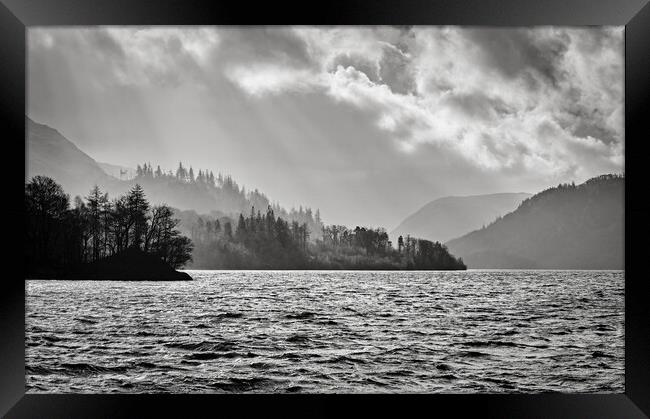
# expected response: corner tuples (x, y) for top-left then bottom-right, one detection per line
(378, 43), (416, 95)
(572, 121), (618, 144)
(463, 28), (570, 88)
(442, 91), (514, 121)
(85, 29), (126, 60)
(573, 27), (623, 54)
(556, 105), (621, 146)
(214, 27), (313, 68)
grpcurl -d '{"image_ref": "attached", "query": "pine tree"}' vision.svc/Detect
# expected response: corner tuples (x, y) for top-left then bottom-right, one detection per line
(236, 214), (247, 241)
(176, 162), (185, 181)
(126, 184), (150, 249)
(100, 192), (111, 258)
(85, 185), (104, 262)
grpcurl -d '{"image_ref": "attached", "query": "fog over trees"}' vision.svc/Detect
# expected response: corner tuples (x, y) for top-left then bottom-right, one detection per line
(26, 118), (325, 242)
(189, 208), (466, 270)
(116, 160), (326, 243)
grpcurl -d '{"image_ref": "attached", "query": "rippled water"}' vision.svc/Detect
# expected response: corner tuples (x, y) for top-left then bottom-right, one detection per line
(26, 270), (624, 393)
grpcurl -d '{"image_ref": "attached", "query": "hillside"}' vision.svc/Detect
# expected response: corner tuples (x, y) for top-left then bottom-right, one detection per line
(25, 117), (256, 213)
(445, 175), (624, 269)
(26, 117), (323, 239)
(26, 117), (119, 198)
(98, 161), (135, 179)
(391, 193), (531, 243)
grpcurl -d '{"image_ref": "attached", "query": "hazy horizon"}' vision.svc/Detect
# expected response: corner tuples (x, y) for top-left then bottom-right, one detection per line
(27, 26), (624, 228)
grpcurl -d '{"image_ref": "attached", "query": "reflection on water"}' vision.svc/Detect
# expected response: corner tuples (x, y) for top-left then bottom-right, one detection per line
(26, 270), (624, 393)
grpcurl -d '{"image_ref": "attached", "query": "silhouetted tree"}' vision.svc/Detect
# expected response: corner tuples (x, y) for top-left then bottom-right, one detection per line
(126, 184), (149, 249)
(25, 177), (194, 277)
(25, 176), (70, 271)
(85, 185), (105, 262)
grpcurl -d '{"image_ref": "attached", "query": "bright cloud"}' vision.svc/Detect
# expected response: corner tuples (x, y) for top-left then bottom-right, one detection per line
(225, 64), (316, 97)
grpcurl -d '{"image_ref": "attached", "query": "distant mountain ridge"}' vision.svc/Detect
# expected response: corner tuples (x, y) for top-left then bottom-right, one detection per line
(391, 192), (531, 244)
(446, 174), (624, 269)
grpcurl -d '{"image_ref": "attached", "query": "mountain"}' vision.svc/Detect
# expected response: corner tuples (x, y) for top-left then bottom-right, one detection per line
(26, 117), (119, 198)
(97, 161), (135, 180)
(26, 117), (323, 238)
(25, 116), (276, 214)
(445, 174), (624, 269)
(391, 193), (531, 244)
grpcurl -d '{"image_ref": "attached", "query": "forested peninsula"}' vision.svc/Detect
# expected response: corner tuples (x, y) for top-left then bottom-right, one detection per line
(25, 176), (466, 279)
(25, 176), (193, 280)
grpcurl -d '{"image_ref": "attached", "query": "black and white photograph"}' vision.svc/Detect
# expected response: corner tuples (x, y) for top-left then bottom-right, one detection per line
(25, 25), (625, 394)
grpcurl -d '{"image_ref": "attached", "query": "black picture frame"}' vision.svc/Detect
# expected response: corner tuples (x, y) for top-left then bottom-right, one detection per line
(2, 0), (649, 417)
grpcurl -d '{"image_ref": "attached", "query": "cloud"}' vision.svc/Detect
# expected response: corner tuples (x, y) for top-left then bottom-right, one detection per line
(213, 27), (312, 68)
(462, 28), (570, 87)
(29, 26), (624, 183)
(377, 42), (416, 95)
(225, 64), (316, 97)
(222, 26), (623, 180)
(29, 27), (220, 88)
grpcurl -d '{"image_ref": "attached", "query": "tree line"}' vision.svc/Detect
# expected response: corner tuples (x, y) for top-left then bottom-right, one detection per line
(25, 176), (192, 277)
(26, 175), (466, 273)
(189, 209), (466, 270)
(315, 225), (466, 270)
(136, 161), (222, 188)
(189, 206), (312, 269)
(131, 161), (324, 240)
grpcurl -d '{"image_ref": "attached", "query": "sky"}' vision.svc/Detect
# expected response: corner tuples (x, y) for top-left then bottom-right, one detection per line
(27, 26), (624, 229)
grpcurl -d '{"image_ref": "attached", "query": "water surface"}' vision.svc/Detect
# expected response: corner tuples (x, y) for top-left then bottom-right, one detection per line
(26, 270), (624, 393)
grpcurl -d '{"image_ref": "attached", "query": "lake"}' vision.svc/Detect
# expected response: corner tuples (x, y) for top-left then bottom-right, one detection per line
(26, 270), (624, 393)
